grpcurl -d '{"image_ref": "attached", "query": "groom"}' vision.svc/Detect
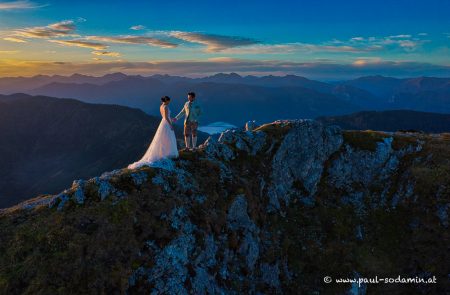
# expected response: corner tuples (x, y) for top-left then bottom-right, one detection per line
(173, 92), (202, 150)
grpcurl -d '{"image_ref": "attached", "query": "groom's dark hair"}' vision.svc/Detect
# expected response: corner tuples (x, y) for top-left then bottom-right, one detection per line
(161, 95), (171, 102)
(188, 92), (196, 98)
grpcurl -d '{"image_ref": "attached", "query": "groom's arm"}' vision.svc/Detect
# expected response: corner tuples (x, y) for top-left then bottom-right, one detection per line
(175, 104), (186, 121)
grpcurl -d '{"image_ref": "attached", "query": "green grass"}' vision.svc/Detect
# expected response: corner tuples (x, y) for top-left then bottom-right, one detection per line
(342, 130), (390, 151)
(255, 121), (292, 140)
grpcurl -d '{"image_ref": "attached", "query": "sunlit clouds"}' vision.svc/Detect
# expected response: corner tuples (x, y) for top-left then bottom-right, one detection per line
(0, 19), (438, 59)
(85, 35), (178, 48)
(12, 20), (76, 39)
(169, 31), (259, 52)
(219, 43), (382, 54)
(91, 51), (121, 57)
(49, 39), (108, 50)
(215, 33), (429, 55)
(352, 57), (383, 66)
(2, 37), (27, 43)
(0, 50), (19, 54)
(0, 0), (43, 10)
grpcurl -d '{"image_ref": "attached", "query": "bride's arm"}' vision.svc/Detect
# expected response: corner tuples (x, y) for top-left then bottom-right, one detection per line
(163, 106), (174, 130)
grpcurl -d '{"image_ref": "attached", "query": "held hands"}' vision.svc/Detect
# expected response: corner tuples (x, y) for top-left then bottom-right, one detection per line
(171, 118), (177, 123)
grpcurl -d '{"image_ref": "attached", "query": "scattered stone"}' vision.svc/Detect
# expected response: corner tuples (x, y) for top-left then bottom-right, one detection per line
(72, 179), (86, 205)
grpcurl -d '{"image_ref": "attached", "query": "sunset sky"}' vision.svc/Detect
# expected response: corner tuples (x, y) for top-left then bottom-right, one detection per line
(0, 0), (449, 79)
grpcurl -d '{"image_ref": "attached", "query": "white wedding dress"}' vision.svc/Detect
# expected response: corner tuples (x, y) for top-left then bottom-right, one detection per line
(128, 105), (178, 169)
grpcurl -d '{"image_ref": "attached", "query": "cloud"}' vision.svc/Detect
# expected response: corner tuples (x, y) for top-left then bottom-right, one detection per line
(383, 38), (426, 51)
(49, 39), (108, 50)
(0, 0), (43, 10)
(91, 51), (121, 57)
(1, 58), (448, 80)
(397, 40), (419, 49)
(169, 31), (259, 52)
(318, 45), (383, 53)
(219, 43), (299, 54)
(86, 35), (177, 48)
(207, 57), (242, 62)
(220, 43), (382, 54)
(4, 21), (177, 51)
(348, 34), (427, 52)
(388, 34), (412, 39)
(352, 57), (383, 66)
(191, 33), (422, 55)
(130, 25), (145, 31)
(13, 20), (76, 39)
(3, 36), (27, 42)
(0, 50), (19, 54)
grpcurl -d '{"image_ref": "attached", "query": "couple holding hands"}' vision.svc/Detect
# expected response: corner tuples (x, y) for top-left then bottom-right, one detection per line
(128, 92), (202, 169)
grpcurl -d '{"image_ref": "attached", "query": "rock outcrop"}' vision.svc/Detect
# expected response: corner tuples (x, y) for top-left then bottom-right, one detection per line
(0, 120), (448, 294)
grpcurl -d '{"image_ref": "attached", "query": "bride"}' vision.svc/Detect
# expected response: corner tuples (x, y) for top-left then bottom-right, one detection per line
(128, 96), (178, 169)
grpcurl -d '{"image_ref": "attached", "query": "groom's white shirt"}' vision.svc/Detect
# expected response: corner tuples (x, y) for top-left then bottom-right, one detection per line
(175, 101), (202, 123)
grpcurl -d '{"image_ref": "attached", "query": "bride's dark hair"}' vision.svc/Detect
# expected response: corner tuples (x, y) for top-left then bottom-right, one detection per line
(161, 96), (171, 103)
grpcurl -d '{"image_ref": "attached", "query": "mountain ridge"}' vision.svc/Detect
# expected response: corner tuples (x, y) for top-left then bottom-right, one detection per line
(3, 73), (449, 124)
(0, 119), (448, 294)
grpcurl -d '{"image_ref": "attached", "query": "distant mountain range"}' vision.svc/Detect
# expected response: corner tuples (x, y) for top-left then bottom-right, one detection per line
(22, 78), (364, 125)
(340, 75), (450, 112)
(0, 94), (207, 208)
(317, 110), (450, 133)
(0, 72), (129, 93)
(10, 73), (450, 124)
(341, 75), (450, 97)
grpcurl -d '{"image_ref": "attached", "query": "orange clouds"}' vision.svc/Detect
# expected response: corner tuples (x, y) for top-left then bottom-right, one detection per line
(13, 20), (76, 39)
(169, 31), (259, 52)
(0, 0), (42, 10)
(91, 51), (121, 57)
(49, 40), (108, 50)
(85, 35), (178, 48)
(2, 37), (27, 43)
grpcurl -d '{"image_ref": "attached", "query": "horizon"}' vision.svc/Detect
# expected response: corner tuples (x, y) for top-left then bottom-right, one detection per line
(1, 72), (448, 82)
(0, 0), (449, 79)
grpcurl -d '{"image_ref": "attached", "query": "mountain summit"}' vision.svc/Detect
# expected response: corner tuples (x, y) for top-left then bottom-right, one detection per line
(0, 120), (448, 294)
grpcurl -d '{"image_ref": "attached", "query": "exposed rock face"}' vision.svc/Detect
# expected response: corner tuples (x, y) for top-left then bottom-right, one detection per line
(0, 120), (448, 294)
(267, 120), (343, 211)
